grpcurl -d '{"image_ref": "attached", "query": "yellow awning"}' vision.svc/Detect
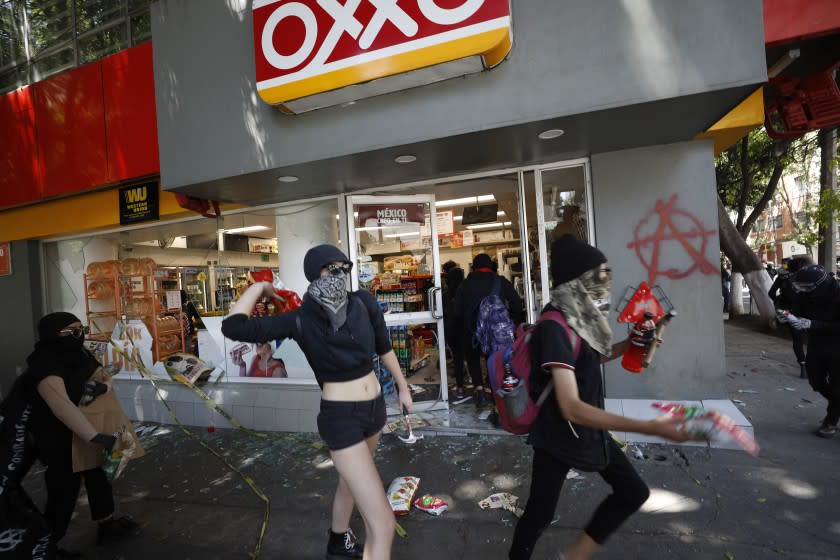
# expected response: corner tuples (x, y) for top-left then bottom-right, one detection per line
(695, 88), (765, 155)
(0, 185), (242, 242)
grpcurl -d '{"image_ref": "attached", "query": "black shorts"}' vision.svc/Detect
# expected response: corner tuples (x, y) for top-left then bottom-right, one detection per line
(317, 393), (387, 451)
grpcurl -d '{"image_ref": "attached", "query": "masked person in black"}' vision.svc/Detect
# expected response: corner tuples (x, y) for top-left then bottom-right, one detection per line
(442, 261), (469, 404)
(21, 312), (138, 557)
(768, 256), (812, 378)
(509, 236), (693, 560)
(781, 265), (840, 438)
(222, 245), (412, 560)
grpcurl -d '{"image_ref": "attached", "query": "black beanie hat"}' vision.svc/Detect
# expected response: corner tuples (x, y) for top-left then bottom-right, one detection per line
(303, 244), (352, 282)
(551, 235), (607, 285)
(38, 311), (80, 341)
(472, 253), (493, 270)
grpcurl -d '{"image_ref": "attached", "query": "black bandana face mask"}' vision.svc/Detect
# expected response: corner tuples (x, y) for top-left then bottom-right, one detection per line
(307, 273), (349, 331)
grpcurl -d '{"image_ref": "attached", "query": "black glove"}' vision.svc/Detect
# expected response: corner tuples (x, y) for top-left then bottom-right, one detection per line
(91, 433), (117, 452)
(80, 380), (108, 405)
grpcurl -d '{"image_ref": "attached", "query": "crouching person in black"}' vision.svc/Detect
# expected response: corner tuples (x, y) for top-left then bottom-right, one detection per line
(509, 236), (693, 560)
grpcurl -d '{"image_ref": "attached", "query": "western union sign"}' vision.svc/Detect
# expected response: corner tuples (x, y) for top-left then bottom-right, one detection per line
(119, 181), (160, 225)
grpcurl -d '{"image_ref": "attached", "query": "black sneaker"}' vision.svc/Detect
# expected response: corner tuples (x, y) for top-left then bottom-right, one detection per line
(452, 388), (472, 405)
(326, 528), (363, 559)
(817, 421), (838, 439)
(98, 515), (139, 539)
(799, 363), (807, 379)
(474, 390), (489, 409)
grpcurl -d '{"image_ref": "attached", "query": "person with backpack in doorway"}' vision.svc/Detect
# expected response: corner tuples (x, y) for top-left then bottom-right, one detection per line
(508, 235), (694, 560)
(453, 253), (523, 409)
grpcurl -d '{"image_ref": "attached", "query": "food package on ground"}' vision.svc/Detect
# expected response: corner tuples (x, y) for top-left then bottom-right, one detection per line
(478, 493), (523, 517)
(413, 495), (448, 516)
(387, 476), (420, 515)
(652, 402), (759, 456)
(102, 430), (138, 481)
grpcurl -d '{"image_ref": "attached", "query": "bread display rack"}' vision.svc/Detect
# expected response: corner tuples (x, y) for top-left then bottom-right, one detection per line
(84, 258), (185, 362)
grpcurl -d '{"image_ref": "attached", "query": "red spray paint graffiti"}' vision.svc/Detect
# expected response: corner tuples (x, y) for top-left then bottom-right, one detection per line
(626, 194), (718, 285)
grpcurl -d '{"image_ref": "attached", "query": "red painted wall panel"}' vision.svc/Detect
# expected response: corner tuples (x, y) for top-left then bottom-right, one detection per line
(764, 0), (840, 46)
(33, 61), (110, 199)
(0, 87), (42, 207)
(103, 42), (160, 182)
(0, 43), (159, 211)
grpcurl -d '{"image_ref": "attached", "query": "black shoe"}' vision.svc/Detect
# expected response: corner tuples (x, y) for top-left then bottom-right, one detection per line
(326, 528), (363, 559)
(474, 390), (489, 409)
(816, 421), (838, 439)
(56, 550), (84, 559)
(452, 388), (472, 405)
(98, 515), (139, 539)
(487, 410), (500, 428)
(799, 363), (807, 379)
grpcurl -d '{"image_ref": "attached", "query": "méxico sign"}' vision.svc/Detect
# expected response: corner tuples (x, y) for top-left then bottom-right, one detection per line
(253, 0), (512, 112)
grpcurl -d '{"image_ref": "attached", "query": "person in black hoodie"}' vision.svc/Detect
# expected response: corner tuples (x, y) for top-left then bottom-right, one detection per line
(442, 261), (470, 404)
(508, 236), (692, 560)
(768, 255), (812, 378)
(20, 312), (138, 557)
(452, 253), (522, 408)
(781, 264), (840, 438)
(222, 245), (412, 560)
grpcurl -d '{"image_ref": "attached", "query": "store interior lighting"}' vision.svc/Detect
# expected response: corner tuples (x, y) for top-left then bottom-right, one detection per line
(224, 225), (270, 234)
(466, 221), (512, 230)
(384, 231), (420, 238)
(435, 194), (495, 208)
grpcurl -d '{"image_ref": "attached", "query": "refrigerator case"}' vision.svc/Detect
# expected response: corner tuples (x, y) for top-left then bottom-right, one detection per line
(181, 268), (208, 312)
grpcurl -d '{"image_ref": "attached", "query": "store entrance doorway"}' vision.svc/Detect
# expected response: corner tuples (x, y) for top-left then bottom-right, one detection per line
(346, 195), (447, 413)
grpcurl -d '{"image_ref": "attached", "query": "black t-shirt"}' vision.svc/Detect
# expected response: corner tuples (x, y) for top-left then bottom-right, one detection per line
(528, 312), (610, 471)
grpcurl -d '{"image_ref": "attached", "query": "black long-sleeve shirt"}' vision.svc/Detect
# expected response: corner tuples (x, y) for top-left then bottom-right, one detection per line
(221, 291), (392, 386)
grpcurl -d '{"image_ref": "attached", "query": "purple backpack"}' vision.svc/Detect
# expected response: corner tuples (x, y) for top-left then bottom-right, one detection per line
(473, 277), (515, 355)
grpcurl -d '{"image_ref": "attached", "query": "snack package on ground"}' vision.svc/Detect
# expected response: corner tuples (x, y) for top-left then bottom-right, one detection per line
(652, 402), (760, 456)
(413, 494), (448, 516)
(386, 476), (421, 516)
(248, 269), (303, 316)
(102, 429), (138, 481)
(478, 492), (524, 517)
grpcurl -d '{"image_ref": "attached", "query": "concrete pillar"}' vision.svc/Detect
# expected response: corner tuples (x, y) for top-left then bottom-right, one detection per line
(275, 200), (340, 295)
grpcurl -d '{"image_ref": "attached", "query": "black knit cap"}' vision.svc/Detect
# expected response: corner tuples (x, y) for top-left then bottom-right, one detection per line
(303, 244), (352, 282)
(551, 235), (607, 284)
(472, 253), (493, 270)
(38, 311), (80, 341)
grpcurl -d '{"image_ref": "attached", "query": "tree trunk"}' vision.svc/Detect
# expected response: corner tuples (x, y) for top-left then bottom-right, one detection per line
(817, 128), (838, 272)
(718, 197), (775, 325)
(730, 271), (745, 315)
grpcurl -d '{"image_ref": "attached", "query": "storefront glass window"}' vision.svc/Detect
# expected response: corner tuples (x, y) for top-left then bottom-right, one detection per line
(42, 199), (340, 386)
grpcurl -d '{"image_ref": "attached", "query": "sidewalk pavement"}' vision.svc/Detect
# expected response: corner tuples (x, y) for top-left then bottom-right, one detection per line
(23, 318), (840, 559)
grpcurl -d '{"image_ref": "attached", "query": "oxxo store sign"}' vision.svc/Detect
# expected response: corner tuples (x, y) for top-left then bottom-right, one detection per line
(253, 0), (513, 113)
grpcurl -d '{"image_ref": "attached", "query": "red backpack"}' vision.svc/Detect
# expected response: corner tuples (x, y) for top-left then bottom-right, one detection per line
(487, 310), (581, 435)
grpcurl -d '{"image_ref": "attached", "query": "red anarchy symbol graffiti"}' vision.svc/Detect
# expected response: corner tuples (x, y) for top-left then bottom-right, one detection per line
(626, 194), (718, 285)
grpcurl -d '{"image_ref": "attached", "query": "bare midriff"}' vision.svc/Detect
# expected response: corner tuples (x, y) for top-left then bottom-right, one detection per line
(321, 370), (381, 401)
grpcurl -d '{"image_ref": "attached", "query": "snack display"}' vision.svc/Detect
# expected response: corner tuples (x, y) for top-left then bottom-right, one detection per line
(387, 476), (421, 516)
(652, 402), (760, 456)
(413, 494), (448, 516)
